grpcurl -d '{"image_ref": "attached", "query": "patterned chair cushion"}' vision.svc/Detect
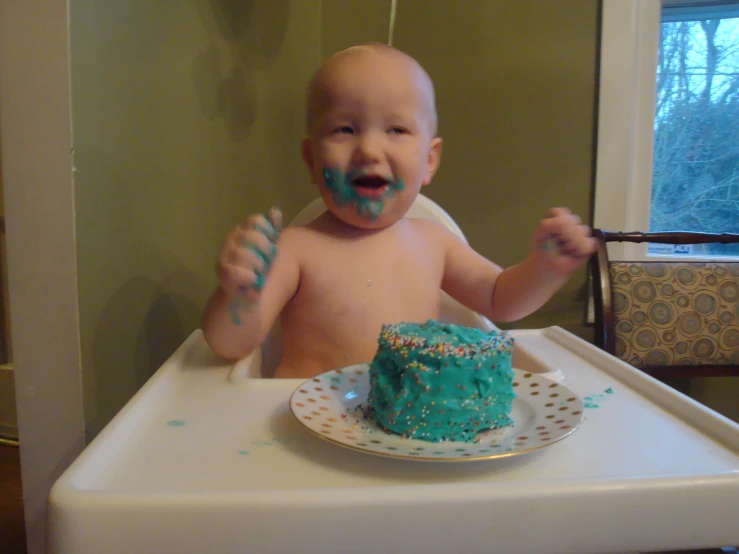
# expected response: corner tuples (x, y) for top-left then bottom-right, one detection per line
(610, 262), (739, 369)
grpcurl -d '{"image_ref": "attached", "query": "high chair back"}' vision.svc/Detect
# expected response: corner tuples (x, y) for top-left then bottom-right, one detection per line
(233, 194), (496, 379)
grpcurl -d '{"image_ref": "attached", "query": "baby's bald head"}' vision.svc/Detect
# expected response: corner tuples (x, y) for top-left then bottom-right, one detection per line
(305, 44), (438, 137)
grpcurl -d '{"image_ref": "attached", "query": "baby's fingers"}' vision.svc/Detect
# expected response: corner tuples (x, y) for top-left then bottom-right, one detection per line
(243, 210), (281, 242)
(565, 226), (598, 257)
(217, 264), (263, 299)
(237, 229), (277, 272)
(538, 208), (596, 258)
(540, 208), (581, 234)
(267, 206), (283, 235)
(547, 228), (595, 257)
(231, 209), (283, 291)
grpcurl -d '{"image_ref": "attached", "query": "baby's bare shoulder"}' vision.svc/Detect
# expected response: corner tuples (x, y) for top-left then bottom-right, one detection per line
(279, 225), (311, 241)
(271, 226), (318, 269)
(406, 217), (449, 230)
(405, 217), (459, 242)
(278, 225), (326, 248)
(277, 225), (341, 264)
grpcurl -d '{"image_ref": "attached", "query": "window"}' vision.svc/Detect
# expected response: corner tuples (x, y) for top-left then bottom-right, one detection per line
(594, 0), (739, 260)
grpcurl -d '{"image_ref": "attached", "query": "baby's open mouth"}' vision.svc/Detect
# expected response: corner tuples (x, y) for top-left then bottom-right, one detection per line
(351, 175), (389, 198)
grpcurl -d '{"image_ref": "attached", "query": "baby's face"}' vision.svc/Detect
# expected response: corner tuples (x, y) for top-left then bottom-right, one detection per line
(302, 48), (441, 228)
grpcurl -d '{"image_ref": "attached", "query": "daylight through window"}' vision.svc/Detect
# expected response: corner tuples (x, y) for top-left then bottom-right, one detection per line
(649, 3), (739, 256)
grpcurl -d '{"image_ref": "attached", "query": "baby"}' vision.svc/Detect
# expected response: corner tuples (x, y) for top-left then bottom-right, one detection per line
(202, 43), (597, 379)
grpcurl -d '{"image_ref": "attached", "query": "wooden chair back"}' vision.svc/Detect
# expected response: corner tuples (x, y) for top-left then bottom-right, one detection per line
(590, 230), (739, 378)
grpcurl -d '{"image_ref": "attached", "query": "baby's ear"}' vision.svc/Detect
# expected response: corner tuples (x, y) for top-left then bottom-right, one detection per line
(301, 138), (315, 175)
(423, 137), (443, 186)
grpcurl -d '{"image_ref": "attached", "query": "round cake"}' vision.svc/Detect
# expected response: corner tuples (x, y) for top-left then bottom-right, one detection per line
(367, 320), (515, 443)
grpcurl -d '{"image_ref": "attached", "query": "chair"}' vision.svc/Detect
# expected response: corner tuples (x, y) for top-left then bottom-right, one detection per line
(230, 194), (497, 380)
(590, 230), (739, 379)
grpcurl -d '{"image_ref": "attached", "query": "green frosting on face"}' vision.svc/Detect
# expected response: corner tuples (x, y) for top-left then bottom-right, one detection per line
(322, 166), (404, 221)
(368, 320), (515, 443)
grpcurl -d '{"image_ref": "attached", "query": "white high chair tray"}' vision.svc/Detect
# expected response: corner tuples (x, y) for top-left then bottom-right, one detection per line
(48, 327), (739, 554)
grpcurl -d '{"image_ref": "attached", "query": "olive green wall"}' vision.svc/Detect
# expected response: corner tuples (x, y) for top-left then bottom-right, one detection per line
(321, 0), (391, 53)
(323, 0), (599, 338)
(70, 1), (321, 439)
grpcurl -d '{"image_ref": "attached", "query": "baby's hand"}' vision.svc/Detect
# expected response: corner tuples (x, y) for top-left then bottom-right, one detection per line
(216, 207), (283, 302)
(534, 207), (597, 276)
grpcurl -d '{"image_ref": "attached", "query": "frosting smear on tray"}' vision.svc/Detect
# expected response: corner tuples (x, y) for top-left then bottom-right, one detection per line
(367, 320), (515, 443)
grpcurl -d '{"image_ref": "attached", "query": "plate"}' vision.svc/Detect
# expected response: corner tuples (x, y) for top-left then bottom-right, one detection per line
(289, 364), (583, 462)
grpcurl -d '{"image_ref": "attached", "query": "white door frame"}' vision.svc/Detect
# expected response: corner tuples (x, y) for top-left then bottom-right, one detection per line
(0, 2), (85, 553)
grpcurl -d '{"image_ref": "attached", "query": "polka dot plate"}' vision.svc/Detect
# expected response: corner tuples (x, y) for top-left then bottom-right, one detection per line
(289, 364), (584, 462)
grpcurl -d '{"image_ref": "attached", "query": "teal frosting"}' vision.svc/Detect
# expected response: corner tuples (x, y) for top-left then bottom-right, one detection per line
(322, 166), (404, 221)
(367, 320), (515, 443)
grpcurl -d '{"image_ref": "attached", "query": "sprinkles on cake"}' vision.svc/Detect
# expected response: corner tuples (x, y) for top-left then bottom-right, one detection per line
(366, 320), (515, 443)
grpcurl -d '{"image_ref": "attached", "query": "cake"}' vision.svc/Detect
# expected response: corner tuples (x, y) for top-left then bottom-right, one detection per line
(367, 320), (515, 443)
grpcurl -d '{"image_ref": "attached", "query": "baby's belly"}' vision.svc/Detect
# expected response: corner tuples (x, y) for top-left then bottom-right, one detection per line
(274, 301), (440, 379)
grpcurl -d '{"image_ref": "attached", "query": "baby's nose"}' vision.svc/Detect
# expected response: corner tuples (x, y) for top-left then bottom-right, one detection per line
(353, 133), (382, 163)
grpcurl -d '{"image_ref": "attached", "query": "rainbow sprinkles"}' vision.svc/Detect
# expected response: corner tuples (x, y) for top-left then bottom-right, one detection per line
(367, 320), (515, 443)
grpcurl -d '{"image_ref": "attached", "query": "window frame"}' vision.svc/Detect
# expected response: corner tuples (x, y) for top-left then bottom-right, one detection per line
(593, 0), (739, 261)
(593, 0), (661, 262)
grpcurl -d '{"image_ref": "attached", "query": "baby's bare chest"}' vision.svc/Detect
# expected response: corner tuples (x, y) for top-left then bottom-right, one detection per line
(275, 229), (447, 374)
(290, 237), (444, 322)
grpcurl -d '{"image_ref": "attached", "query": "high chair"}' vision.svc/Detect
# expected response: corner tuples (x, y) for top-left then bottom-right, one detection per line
(229, 193), (499, 380)
(48, 200), (739, 554)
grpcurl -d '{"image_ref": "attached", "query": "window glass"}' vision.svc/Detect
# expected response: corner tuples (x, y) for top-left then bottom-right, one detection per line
(649, 6), (739, 257)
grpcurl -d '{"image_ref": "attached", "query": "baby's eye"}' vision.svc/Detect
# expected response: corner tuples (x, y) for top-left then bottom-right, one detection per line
(332, 126), (354, 135)
(388, 126), (409, 135)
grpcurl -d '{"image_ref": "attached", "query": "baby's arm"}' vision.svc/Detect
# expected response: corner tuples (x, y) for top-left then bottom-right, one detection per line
(440, 208), (596, 322)
(201, 209), (300, 360)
